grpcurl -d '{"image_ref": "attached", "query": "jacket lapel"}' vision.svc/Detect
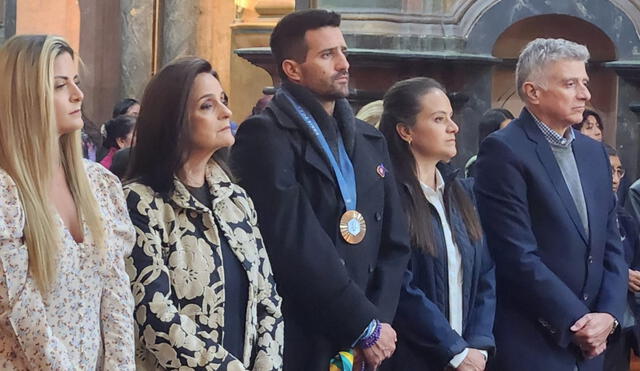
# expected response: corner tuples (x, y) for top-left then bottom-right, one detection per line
(571, 136), (595, 245)
(268, 91), (337, 185)
(520, 110), (589, 244)
(351, 130), (385, 205)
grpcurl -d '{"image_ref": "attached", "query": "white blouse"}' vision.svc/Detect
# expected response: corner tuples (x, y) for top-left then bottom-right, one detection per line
(0, 161), (136, 370)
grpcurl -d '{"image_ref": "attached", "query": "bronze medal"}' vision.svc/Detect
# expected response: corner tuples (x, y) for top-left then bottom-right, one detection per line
(340, 210), (367, 244)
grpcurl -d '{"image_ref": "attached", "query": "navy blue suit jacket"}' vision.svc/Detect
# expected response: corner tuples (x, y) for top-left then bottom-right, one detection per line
(474, 109), (627, 371)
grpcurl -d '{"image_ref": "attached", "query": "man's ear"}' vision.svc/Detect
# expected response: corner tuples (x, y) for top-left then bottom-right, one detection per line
(395, 123), (412, 144)
(522, 82), (540, 104)
(282, 59), (302, 83)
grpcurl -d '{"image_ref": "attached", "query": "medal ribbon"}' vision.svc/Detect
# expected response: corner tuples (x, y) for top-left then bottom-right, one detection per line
(283, 92), (357, 210)
(329, 350), (355, 371)
(284, 92), (359, 370)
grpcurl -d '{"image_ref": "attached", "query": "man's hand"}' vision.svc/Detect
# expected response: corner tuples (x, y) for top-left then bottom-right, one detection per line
(456, 348), (487, 371)
(571, 312), (615, 358)
(629, 269), (640, 292)
(359, 323), (397, 370)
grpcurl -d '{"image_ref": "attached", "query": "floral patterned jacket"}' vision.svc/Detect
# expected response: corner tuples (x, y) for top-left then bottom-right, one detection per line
(124, 161), (284, 370)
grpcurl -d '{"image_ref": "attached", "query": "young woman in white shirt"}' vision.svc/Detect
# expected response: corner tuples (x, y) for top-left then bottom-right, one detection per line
(379, 77), (496, 371)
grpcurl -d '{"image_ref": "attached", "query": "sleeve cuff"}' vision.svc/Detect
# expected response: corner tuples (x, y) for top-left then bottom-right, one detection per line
(449, 347), (469, 368)
(479, 349), (488, 360)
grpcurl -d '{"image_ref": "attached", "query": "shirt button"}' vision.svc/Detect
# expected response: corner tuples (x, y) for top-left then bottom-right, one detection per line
(588, 256), (593, 264)
(339, 258), (346, 266)
(375, 212), (382, 221)
(583, 294), (589, 301)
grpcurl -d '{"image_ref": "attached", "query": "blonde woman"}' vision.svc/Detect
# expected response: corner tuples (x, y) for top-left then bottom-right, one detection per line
(0, 35), (136, 369)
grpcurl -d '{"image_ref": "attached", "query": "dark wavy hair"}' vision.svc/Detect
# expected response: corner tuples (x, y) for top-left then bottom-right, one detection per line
(379, 77), (483, 255)
(125, 57), (230, 194)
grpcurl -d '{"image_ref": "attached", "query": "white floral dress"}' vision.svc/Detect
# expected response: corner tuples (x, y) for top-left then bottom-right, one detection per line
(0, 161), (136, 370)
(124, 161), (284, 371)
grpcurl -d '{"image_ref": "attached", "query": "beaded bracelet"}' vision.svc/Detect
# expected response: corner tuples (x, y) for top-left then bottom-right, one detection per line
(359, 320), (381, 349)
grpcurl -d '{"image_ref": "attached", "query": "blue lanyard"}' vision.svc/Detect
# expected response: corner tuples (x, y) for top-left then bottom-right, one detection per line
(283, 92), (357, 211)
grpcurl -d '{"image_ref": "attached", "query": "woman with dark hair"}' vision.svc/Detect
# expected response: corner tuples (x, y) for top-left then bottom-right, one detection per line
(573, 109), (603, 141)
(379, 77), (495, 371)
(112, 97), (140, 117)
(465, 108), (514, 178)
(124, 57), (283, 370)
(99, 114), (135, 169)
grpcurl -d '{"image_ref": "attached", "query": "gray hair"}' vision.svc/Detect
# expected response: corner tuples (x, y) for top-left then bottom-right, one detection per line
(515, 38), (590, 100)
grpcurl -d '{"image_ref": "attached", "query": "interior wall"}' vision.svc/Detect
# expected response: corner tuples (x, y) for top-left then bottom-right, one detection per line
(15, 0), (80, 51)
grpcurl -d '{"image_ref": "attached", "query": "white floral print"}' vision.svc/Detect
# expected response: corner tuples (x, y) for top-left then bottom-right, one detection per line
(0, 161), (136, 370)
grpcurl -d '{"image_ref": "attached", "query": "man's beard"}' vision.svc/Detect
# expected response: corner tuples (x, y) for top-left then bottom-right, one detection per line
(319, 78), (349, 100)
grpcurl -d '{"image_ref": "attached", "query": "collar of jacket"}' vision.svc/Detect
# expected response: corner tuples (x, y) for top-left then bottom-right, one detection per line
(265, 81), (356, 155)
(399, 161), (460, 191)
(518, 107), (570, 146)
(168, 160), (234, 213)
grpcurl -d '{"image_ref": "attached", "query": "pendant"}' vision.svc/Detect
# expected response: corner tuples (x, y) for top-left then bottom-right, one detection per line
(339, 210), (367, 244)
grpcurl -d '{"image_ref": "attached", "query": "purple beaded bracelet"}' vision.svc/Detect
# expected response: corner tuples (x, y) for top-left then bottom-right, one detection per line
(359, 320), (381, 349)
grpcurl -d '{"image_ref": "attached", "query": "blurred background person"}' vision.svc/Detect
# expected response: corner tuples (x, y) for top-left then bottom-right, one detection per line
(605, 144), (640, 371)
(465, 108), (514, 178)
(99, 114), (135, 170)
(356, 99), (383, 129)
(112, 97), (140, 117)
(573, 109), (603, 141)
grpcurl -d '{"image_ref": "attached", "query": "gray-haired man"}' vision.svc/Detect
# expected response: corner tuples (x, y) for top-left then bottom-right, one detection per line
(474, 38), (627, 370)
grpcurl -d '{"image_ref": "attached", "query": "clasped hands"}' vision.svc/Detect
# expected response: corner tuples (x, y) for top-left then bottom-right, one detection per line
(571, 312), (615, 359)
(354, 323), (396, 371)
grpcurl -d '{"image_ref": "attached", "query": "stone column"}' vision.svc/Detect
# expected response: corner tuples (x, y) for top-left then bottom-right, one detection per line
(161, 0), (198, 67)
(120, 0), (153, 99)
(3, 0), (15, 41)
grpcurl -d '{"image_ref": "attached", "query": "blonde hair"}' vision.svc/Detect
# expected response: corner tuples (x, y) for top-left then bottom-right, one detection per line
(356, 100), (383, 129)
(0, 35), (105, 293)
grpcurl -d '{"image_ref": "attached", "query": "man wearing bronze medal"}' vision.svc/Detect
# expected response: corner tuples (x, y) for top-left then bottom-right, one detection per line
(231, 9), (411, 371)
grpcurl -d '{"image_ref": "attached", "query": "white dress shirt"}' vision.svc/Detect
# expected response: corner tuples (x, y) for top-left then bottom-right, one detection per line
(420, 170), (486, 367)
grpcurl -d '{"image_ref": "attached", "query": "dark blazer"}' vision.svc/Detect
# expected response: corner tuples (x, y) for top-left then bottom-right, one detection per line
(618, 205), (640, 354)
(390, 165), (495, 370)
(230, 83), (410, 371)
(474, 108), (627, 371)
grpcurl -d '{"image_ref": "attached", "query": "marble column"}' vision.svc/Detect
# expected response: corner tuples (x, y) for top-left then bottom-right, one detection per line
(161, 0), (198, 67)
(120, 0), (153, 99)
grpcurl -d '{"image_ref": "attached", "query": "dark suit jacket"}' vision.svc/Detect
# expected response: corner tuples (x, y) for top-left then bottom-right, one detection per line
(617, 205), (640, 355)
(474, 108), (627, 371)
(230, 83), (410, 371)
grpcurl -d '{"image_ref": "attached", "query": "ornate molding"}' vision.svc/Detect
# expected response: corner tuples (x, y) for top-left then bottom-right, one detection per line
(315, 0), (500, 40)
(610, 0), (640, 39)
(255, 0), (294, 17)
